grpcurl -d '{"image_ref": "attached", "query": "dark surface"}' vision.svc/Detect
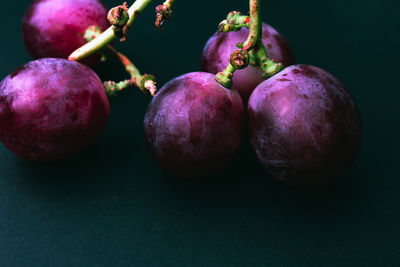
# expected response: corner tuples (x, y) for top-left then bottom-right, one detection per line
(0, 0), (398, 266)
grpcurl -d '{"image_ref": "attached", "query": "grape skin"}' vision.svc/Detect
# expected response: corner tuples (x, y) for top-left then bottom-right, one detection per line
(201, 23), (295, 102)
(144, 72), (244, 177)
(0, 58), (110, 161)
(248, 65), (362, 186)
(22, 0), (109, 61)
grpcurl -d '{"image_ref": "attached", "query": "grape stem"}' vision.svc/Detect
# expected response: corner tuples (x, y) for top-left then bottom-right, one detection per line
(83, 25), (157, 97)
(155, 0), (176, 30)
(68, 0), (153, 62)
(107, 2), (130, 42)
(215, 0), (284, 88)
(104, 46), (157, 97)
(218, 11), (250, 32)
(242, 0), (261, 51)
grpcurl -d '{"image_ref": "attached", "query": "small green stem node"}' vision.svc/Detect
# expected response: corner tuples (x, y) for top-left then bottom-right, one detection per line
(84, 25), (103, 42)
(218, 11), (250, 33)
(104, 80), (131, 98)
(215, 64), (236, 88)
(108, 2), (130, 42)
(155, 0), (176, 30)
(140, 74), (157, 96)
(229, 49), (250, 70)
(108, 3), (129, 26)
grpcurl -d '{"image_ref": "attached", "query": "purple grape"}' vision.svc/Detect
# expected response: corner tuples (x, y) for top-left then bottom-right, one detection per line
(248, 65), (362, 186)
(201, 23), (295, 101)
(22, 0), (109, 61)
(0, 58), (110, 161)
(144, 72), (244, 177)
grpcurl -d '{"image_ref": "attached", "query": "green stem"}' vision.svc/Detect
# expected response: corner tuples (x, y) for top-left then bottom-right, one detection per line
(242, 0), (261, 51)
(104, 46), (157, 97)
(218, 11), (250, 33)
(106, 46), (141, 78)
(155, 0), (176, 29)
(215, 0), (284, 88)
(163, 0), (176, 7)
(215, 64), (235, 88)
(68, 0), (153, 61)
(82, 25), (157, 97)
(255, 45), (282, 78)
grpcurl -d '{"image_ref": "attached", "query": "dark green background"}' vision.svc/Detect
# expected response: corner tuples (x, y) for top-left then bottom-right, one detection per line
(0, 0), (399, 266)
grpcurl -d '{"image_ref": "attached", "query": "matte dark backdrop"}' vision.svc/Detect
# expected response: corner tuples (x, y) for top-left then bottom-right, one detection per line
(0, 0), (399, 266)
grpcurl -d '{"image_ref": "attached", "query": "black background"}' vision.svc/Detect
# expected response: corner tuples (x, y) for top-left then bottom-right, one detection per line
(1, 0), (399, 266)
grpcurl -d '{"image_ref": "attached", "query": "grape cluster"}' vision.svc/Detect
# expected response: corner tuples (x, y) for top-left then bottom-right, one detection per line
(145, 20), (361, 186)
(0, 0), (362, 187)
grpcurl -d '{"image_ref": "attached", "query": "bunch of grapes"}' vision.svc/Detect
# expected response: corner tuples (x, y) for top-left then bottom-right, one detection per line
(0, 0), (361, 187)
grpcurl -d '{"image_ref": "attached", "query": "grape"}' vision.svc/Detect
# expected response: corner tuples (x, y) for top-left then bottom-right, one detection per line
(201, 23), (295, 101)
(0, 58), (110, 161)
(248, 65), (362, 186)
(22, 0), (109, 61)
(144, 72), (244, 177)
